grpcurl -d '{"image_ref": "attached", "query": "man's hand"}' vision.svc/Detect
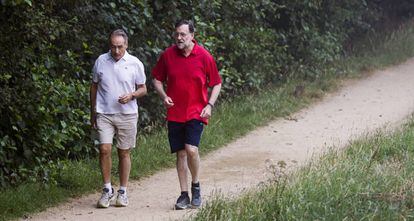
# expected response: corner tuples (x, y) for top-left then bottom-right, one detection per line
(118, 93), (134, 104)
(163, 96), (174, 108)
(200, 105), (212, 119)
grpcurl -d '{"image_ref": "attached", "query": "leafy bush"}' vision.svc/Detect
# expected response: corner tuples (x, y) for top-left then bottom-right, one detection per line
(0, 0), (412, 187)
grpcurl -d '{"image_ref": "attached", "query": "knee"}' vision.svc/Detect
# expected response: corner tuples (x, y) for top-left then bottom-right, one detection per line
(118, 149), (130, 159)
(99, 144), (112, 156)
(177, 150), (187, 160)
(185, 145), (199, 158)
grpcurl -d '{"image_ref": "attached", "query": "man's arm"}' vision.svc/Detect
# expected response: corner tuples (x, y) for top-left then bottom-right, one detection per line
(200, 83), (222, 119)
(90, 82), (98, 129)
(152, 78), (174, 108)
(207, 83), (222, 107)
(133, 83), (147, 98)
(118, 84), (147, 104)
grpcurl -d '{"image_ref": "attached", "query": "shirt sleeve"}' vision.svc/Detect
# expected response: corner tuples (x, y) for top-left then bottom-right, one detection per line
(135, 61), (146, 85)
(92, 59), (100, 83)
(151, 53), (167, 82)
(205, 54), (222, 87)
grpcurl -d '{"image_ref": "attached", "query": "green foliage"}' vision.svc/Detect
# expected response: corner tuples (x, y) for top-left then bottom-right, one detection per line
(276, 121), (414, 220)
(193, 118), (414, 221)
(0, 0), (413, 187)
(0, 2), (94, 187)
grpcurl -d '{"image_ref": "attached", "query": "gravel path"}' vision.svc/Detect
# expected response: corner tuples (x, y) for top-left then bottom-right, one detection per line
(27, 58), (414, 221)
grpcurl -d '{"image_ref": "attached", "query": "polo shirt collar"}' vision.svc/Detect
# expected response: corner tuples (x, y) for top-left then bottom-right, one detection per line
(107, 51), (130, 62)
(190, 39), (199, 55)
(175, 39), (199, 56)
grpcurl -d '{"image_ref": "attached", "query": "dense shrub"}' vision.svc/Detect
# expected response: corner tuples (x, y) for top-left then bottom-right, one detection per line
(0, 0), (412, 187)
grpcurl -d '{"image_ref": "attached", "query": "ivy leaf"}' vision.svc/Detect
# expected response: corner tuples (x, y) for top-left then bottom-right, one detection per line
(60, 121), (67, 129)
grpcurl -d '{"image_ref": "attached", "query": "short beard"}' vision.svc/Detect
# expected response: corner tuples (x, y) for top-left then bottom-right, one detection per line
(176, 42), (185, 50)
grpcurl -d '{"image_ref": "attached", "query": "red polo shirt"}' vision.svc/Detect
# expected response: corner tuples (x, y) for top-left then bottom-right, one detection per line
(152, 40), (222, 124)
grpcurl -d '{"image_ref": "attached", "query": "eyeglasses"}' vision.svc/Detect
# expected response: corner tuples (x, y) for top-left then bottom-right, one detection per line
(173, 32), (190, 38)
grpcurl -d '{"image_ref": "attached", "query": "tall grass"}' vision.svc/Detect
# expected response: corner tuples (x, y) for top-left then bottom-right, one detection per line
(341, 20), (414, 75)
(282, 123), (414, 220)
(194, 117), (414, 221)
(2, 19), (414, 221)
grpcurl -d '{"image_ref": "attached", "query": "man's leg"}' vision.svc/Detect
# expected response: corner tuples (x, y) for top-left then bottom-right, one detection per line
(175, 149), (191, 209)
(115, 148), (131, 207)
(96, 114), (115, 191)
(185, 144), (202, 208)
(99, 144), (112, 186)
(176, 149), (188, 192)
(114, 114), (137, 188)
(168, 121), (191, 209)
(118, 148), (131, 188)
(184, 120), (204, 208)
(97, 143), (115, 208)
(185, 144), (200, 184)
(114, 113), (137, 207)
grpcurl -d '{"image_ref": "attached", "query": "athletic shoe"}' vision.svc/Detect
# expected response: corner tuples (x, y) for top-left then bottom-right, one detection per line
(191, 184), (202, 208)
(97, 187), (114, 208)
(175, 193), (190, 210)
(115, 189), (129, 207)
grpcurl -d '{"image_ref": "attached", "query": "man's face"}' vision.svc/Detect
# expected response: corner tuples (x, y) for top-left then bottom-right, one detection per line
(174, 24), (194, 50)
(110, 35), (127, 61)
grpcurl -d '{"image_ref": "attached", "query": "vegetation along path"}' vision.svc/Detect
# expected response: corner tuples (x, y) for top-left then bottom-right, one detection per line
(27, 58), (414, 221)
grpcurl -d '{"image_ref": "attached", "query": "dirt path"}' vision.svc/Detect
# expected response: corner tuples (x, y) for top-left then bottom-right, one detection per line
(27, 58), (414, 221)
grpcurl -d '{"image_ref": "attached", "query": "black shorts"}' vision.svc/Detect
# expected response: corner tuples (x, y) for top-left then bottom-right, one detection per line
(168, 119), (204, 153)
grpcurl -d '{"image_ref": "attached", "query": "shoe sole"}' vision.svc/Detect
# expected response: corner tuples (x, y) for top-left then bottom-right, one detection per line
(97, 197), (114, 208)
(175, 204), (191, 210)
(97, 202), (110, 208)
(191, 203), (202, 209)
(115, 202), (128, 207)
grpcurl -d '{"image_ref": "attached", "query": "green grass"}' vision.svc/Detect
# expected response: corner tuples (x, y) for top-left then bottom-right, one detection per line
(285, 124), (414, 220)
(2, 20), (414, 221)
(341, 20), (414, 76)
(193, 117), (414, 221)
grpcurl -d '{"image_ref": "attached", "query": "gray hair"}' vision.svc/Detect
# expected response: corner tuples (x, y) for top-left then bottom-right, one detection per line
(109, 29), (128, 45)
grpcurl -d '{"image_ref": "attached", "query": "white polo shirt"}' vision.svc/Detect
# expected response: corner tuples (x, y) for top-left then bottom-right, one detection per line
(92, 51), (146, 114)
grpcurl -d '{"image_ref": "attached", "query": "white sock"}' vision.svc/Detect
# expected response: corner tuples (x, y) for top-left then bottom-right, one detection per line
(120, 186), (127, 194)
(104, 183), (112, 193)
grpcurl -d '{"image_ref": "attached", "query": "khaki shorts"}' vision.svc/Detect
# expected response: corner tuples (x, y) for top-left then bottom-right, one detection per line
(96, 113), (138, 149)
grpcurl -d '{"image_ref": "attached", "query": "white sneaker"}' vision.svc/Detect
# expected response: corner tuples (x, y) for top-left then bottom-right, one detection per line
(116, 190), (129, 207)
(97, 188), (114, 208)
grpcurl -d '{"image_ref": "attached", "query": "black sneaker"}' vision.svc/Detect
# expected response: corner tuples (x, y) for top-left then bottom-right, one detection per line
(191, 184), (202, 208)
(175, 193), (190, 210)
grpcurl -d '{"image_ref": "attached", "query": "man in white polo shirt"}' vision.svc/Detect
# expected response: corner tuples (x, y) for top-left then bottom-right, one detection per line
(90, 29), (147, 208)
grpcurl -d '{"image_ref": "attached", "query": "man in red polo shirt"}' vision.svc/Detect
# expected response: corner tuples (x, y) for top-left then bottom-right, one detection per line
(152, 19), (222, 210)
